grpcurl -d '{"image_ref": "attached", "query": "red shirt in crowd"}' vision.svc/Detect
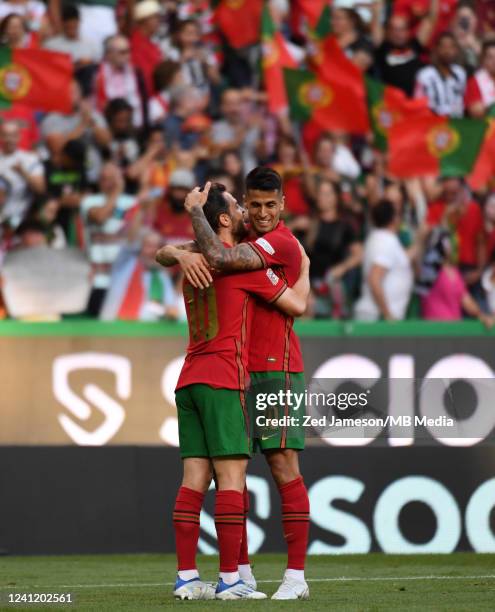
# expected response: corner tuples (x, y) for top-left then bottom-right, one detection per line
(130, 29), (162, 95)
(176, 249), (287, 391)
(153, 200), (195, 245)
(247, 221), (304, 373)
(393, 0), (457, 46)
(426, 200), (484, 266)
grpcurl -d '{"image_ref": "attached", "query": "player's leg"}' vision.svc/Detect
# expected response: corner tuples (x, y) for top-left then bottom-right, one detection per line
(265, 448), (310, 599)
(173, 386), (215, 600)
(249, 371), (310, 599)
(238, 484), (256, 587)
(195, 385), (266, 600)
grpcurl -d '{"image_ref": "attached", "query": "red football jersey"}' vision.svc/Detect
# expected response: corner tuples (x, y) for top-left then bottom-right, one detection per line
(176, 257), (287, 391)
(247, 221), (304, 373)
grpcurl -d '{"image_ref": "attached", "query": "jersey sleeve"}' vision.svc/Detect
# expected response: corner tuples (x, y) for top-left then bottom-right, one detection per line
(248, 230), (298, 269)
(242, 267), (288, 304)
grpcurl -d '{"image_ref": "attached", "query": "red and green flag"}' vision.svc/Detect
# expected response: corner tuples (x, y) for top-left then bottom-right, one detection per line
(366, 76), (432, 151)
(306, 4), (364, 99)
(284, 67), (369, 134)
(293, 0), (329, 28)
(261, 4), (298, 114)
(0, 47), (72, 113)
(388, 116), (487, 178)
(468, 119), (495, 190)
(213, 0), (263, 49)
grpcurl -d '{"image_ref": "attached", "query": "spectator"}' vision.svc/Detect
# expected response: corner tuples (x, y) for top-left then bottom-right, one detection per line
(414, 32), (467, 117)
(130, 0), (164, 97)
(48, 0), (117, 49)
(354, 199), (414, 321)
(163, 84), (206, 152)
(94, 34), (147, 128)
(44, 138), (88, 245)
(484, 192), (495, 260)
(307, 133), (361, 194)
(44, 4), (99, 65)
(0, 13), (39, 48)
(271, 136), (309, 217)
(148, 60), (184, 125)
(332, 7), (371, 60)
(153, 168), (196, 244)
(15, 219), (48, 249)
(465, 41), (495, 118)
(425, 178), (486, 298)
(0, 120), (45, 230)
(421, 229), (494, 326)
(305, 179), (363, 318)
(100, 230), (184, 321)
(392, 0), (457, 46)
(482, 251), (495, 316)
(0, 0), (48, 35)
(40, 81), (110, 184)
(80, 162), (136, 316)
(27, 196), (67, 249)
(219, 149), (244, 204)
(165, 18), (220, 96)
(450, 2), (481, 69)
(374, 2), (439, 97)
(209, 89), (260, 173)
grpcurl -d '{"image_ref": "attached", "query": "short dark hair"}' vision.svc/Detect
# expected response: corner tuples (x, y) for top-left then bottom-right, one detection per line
(371, 199), (396, 228)
(245, 167), (282, 193)
(62, 3), (80, 21)
(16, 219), (46, 237)
(203, 183), (230, 232)
(436, 31), (457, 47)
(152, 60), (181, 92)
(104, 97), (133, 123)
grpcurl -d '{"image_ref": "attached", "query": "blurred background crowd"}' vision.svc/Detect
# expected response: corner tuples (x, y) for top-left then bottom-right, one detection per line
(1, 0), (495, 324)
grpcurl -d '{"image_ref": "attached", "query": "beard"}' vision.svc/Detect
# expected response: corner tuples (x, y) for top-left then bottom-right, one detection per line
(233, 220), (248, 241)
(169, 194), (186, 212)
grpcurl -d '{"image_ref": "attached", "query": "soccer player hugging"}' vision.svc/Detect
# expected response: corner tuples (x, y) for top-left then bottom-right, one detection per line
(156, 168), (311, 600)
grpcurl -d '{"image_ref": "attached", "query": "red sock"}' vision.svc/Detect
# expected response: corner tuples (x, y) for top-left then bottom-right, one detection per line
(238, 485), (250, 566)
(215, 490), (244, 572)
(279, 476), (310, 570)
(173, 486), (204, 570)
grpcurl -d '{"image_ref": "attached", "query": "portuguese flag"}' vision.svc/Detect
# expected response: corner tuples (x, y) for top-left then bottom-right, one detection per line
(468, 119), (495, 190)
(366, 77), (432, 151)
(0, 47), (72, 113)
(388, 116), (487, 178)
(306, 4), (364, 99)
(293, 0), (329, 28)
(284, 67), (369, 135)
(213, 0), (263, 49)
(261, 4), (298, 114)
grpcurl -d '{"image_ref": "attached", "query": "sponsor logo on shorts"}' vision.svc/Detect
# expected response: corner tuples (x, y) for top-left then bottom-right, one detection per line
(266, 268), (279, 285)
(255, 237), (275, 255)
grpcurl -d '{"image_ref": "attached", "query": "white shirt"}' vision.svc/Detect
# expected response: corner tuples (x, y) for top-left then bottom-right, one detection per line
(354, 228), (413, 321)
(482, 266), (495, 315)
(332, 144), (361, 180)
(0, 150), (44, 228)
(415, 64), (467, 118)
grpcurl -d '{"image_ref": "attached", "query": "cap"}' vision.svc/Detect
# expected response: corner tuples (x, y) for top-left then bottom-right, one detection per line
(134, 0), (161, 21)
(168, 168), (195, 189)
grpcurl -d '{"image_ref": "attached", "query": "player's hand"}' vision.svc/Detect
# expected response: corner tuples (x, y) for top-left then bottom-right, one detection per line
(177, 251), (213, 289)
(184, 182), (211, 213)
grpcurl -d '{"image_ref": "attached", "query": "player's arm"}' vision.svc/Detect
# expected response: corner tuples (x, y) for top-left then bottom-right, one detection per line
(272, 245), (310, 317)
(155, 242), (213, 290)
(185, 184), (264, 271)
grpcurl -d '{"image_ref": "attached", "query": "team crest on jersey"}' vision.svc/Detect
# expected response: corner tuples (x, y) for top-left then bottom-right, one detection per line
(298, 80), (333, 110)
(266, 268), (279, 285)
(255, 237), (275, 255)
(372, 102), (399, 135)
(427, 124), (460, 158)
(0, 63), (32, 101)
(262, 37), (279, 68)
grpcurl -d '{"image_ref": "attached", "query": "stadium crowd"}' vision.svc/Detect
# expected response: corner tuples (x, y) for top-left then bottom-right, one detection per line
(1, 0), (495, 323)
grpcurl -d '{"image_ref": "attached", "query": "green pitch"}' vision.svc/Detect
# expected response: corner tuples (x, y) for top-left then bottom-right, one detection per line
(1, 553), (494, 611)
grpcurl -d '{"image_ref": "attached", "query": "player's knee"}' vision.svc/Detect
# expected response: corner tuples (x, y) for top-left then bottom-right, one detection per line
(265, 451), (300, 486)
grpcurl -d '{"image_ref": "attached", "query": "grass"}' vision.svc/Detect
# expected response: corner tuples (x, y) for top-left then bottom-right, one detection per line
(0, 553), (494, 610)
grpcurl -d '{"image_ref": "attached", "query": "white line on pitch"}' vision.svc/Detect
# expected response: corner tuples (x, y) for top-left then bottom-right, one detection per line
(1, 575), (494, 589)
